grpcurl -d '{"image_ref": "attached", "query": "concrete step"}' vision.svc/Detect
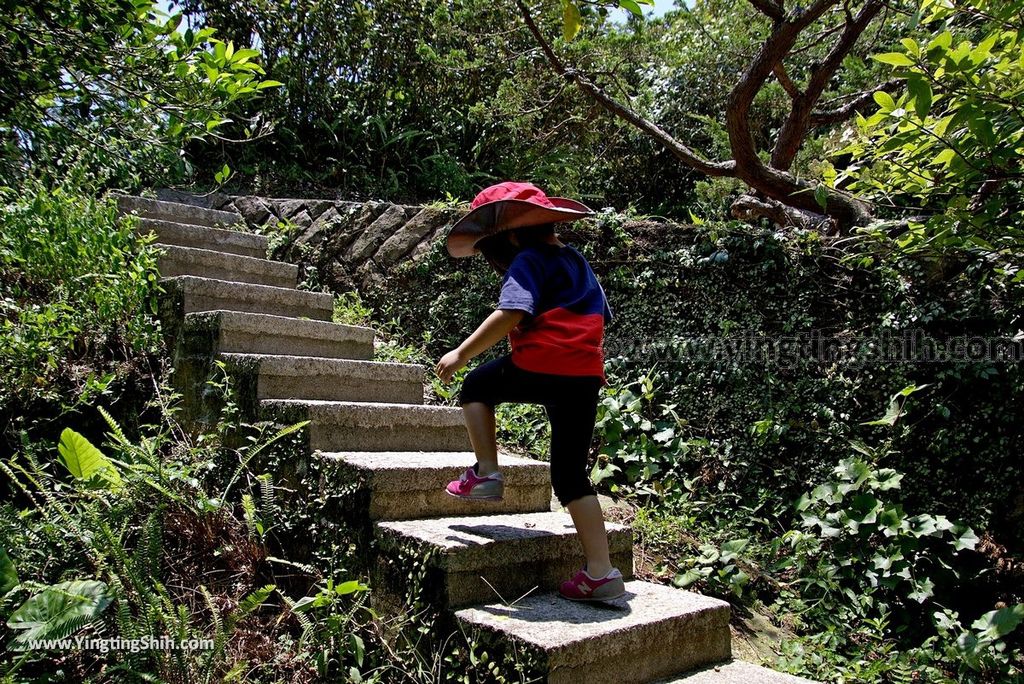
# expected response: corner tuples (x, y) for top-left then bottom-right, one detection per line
(658, 660), (817, 683)
(455, 580), (731, 684)
(322, 451), (552, 520)
(117, 194), (241, 228)
(139, 217), (268, 259)
(183, 311), (373, 360)
(374, 511), (633, 609)
(162, 276), (333, 320)
(156, 244), (297, 289)
(260, 399), (471, 452)
(218, 353), (424, 404)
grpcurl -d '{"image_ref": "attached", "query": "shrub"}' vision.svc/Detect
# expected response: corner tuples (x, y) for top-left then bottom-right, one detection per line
(0, 183), (161, 430)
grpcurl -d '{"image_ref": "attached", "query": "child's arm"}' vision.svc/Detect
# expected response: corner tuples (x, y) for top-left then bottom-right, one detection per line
(435, 309), (525, 383)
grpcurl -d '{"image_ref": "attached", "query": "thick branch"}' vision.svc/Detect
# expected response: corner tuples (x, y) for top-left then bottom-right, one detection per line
(747, 0), (785, 22)
(731, 194), (838, 233)
(808, 79), (902, 125)
(725, 0), (838, 175)
(513, 0), (735, 178)
(771, 0), (884, 170)
(773, 63), (802, 99)
(515, 0), (873, 230)
(722, 0), (876, 228)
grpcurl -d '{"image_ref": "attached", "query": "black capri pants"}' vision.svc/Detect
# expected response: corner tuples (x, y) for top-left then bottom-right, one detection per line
(459, 354), (603, 507)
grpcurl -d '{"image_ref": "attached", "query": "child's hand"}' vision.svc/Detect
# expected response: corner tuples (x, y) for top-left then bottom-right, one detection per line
(435, 349), (468, 383)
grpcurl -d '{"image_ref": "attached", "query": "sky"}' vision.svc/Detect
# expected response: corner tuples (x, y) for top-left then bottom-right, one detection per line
(617, 0), (685, 20)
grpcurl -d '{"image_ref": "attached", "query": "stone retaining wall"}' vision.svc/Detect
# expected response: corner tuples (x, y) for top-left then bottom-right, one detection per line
(158, 189), (465, 291)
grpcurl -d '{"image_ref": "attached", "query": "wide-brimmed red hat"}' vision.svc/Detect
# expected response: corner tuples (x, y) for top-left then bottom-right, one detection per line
(446, 181), (594, 258)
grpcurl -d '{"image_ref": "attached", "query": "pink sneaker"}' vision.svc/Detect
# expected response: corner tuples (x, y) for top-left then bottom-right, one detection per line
(559, 566), (626, 601)
(445, 465), (504, 501)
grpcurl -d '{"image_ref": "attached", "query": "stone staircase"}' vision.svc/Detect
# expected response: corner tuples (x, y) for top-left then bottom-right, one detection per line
(119, 194), (814, 683)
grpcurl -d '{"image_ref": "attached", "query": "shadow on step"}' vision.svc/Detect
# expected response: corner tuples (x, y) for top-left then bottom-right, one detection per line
(464, 591), (637, 625)
(443, 521), (575, 545)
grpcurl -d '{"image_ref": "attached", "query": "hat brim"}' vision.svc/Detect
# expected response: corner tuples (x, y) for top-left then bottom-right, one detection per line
(446, 197), (594, 258)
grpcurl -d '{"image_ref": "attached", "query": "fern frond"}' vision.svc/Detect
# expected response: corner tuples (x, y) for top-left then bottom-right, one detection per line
(257, 473), (276, 520)
(107, 574), (138, 639)
(97, 405), (130, 448)
(220, 420), (310, 502)
(265, 555), (320, 578)
(241, 494), (257, 536)
(222, 660), (250, 682)
(228, 584), (275, 629)
(200, 585), (227, 660)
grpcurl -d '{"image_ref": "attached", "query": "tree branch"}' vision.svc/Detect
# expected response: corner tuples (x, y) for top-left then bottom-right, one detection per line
(747, 0), (785, 22)
(724, 0), (872, 228)
(513, 0), (735, 178)
(809, 78), (901, 125)
(731, 193), (838, 232)
(773, 63), (802, 99)
(726, 0), (838, 173)
(771, 0), (884, 170)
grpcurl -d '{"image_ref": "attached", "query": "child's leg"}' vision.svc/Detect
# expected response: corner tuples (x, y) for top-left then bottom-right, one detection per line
(458, 356), (524, 477)
(462, 402), (499, 476)
(566, 496), (613, 579)
(547, 394), (613, 578)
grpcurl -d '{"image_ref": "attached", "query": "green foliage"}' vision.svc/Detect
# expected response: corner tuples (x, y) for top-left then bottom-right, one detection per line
(842, 0), (1024, 267)
(332, 291), (375, 328)
(788, 450), (976, 614)
(56, 428), (123, 489)
(1, 0), (279, 187)
(0, 367), (421, 681)
(6, 580), (113, 649)
(0, 184), (161, 432)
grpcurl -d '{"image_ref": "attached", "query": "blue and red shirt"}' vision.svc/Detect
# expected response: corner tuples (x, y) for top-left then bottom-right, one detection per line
(497, 244), (612, 380)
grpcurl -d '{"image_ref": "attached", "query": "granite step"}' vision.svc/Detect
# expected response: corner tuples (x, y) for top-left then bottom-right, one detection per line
(219, 353), (425, 404)
(260, 399), (471, 452)
(322, 451), (552, 520)
(162, 276), (333, 320)
(183, 311), (373, 360)
(138, 217), (268, 259)
(156, 244), (297, 289)
(658, 660), (817, 683)
(117, 194), (241, 228)
(455, 580), (731, 684)
(374, 511), (633, 609)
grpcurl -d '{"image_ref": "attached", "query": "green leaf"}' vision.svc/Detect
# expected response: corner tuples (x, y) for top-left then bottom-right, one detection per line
(908, 577), (935, 603)
(814, 185), (829, 211)
(971, 604), (1024, 641)
(335, 580), (368, 596)
(0, 549), (18, 596)
(873, 91), (897, 112)
(232, 48), (261, 63)
(57, 429), (121, 487)
(907, 76), (932, 120)
(953, 527), (979, 551)
(932, 148), (956, 168)
(720, 539), (749, 562)
(7, 580), (111, 647)
(873, 52), (915, 67)
(562, 1), (582, 41)
(619, 0), (644, 17)
(590, 460), (619, 484)
(673, 569), (704, 588)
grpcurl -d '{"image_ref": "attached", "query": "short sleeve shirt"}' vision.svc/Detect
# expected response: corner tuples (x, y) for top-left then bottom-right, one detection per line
(497, 244), (611, 380)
